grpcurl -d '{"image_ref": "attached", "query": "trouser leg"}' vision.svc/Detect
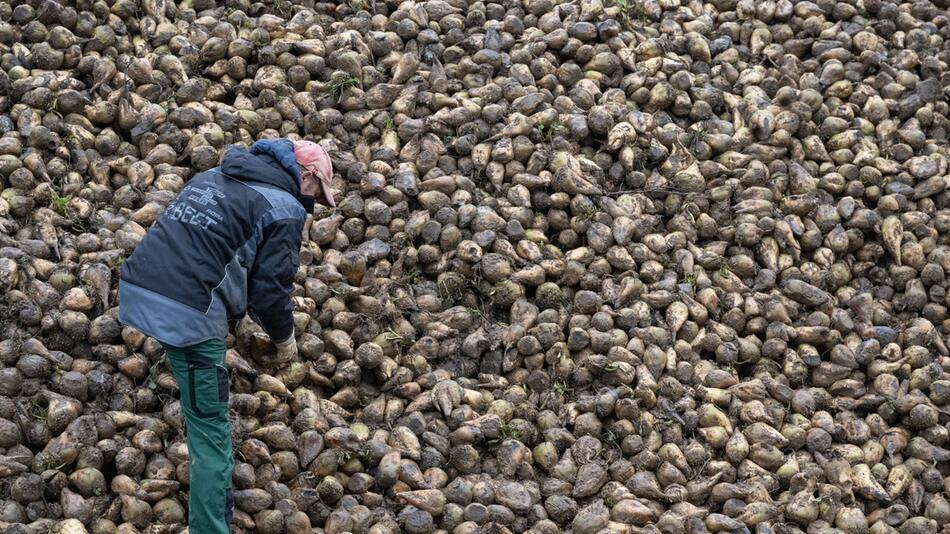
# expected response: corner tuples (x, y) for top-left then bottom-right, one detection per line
(165, 339), (234, 534)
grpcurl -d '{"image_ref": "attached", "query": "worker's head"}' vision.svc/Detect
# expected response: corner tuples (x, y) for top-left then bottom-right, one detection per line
(293, 140), (335, 207)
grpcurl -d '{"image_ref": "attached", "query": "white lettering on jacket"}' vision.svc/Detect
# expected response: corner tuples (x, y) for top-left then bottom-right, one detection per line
(166, 185), (226, 230)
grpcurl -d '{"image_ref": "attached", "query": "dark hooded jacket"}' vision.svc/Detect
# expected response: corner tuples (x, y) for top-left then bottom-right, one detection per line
(119, 139), (315, 347)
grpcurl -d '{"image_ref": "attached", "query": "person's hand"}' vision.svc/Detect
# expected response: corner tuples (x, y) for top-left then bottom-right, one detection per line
(275, 333), (298, 362)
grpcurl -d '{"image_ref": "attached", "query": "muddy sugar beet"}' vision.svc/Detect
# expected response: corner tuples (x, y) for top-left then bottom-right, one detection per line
(1, 0), (950, 533)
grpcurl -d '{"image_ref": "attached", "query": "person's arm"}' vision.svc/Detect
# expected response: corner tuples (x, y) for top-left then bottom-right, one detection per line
(247, 216), (303, 343)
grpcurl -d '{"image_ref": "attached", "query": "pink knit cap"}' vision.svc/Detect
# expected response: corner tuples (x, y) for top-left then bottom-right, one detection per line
(293, 140), (335, 207)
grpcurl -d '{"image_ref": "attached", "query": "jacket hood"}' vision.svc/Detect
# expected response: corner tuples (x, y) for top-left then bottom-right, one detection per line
(220, 140), (301, 198)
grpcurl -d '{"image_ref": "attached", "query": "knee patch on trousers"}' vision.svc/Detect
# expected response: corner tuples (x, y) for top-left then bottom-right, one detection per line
(185, 350), (229, 418)
(226, 488), (234, 525)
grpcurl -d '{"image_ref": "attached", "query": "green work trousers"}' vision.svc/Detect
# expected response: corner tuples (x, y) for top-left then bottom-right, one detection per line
(163, 339), (233, 534)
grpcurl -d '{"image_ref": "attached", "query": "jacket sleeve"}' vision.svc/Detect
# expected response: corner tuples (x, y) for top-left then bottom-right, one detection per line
(247, 215), (303, 343)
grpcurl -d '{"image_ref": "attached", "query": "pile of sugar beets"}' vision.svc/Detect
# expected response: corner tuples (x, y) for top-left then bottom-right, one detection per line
(1, 0), (950, 533)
